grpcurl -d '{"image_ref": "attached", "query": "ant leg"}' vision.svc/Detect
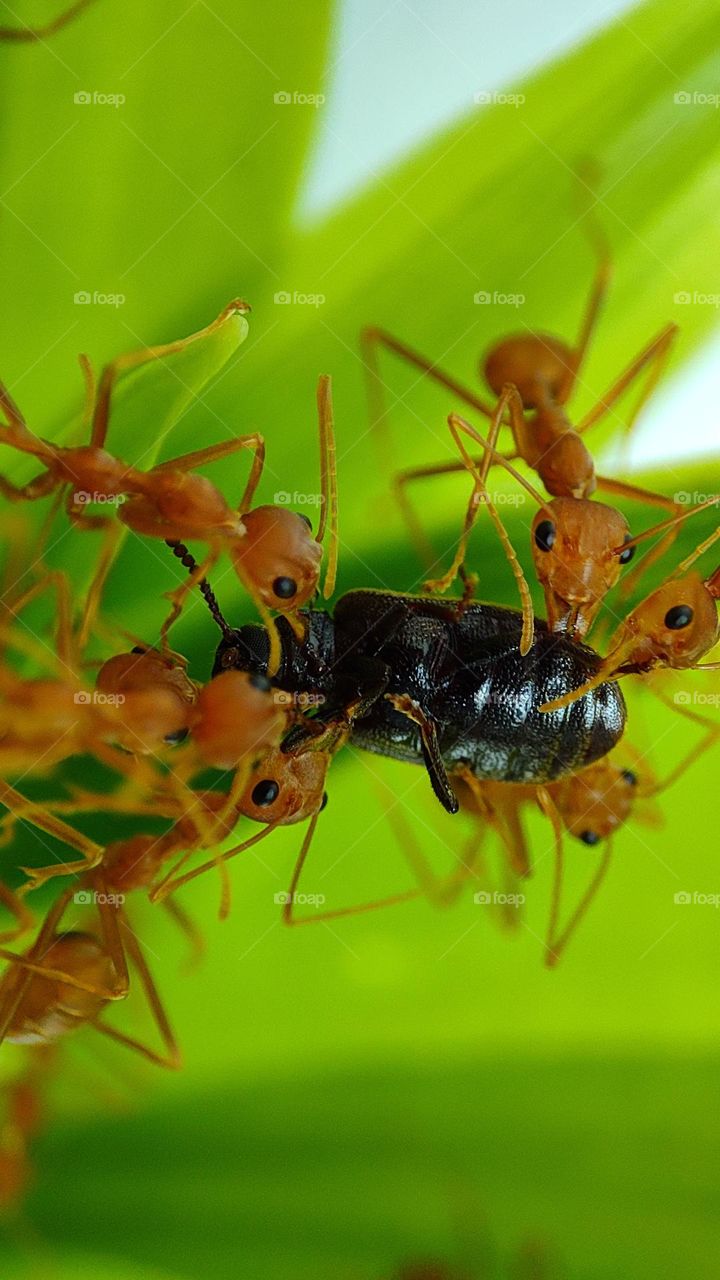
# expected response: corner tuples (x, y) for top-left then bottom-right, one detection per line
(163, 898), (205, 969)
(0, 0), (97, 40)
(316, 375), (339, 599)
(417, 396), (537, 652)
(151, 434), (266, 514)
(575, 323), (677, 438)
(360, 325), (496, 466)
(558, 162), (612, 403)
(93, 912), (181, 1069)
(539, 787), (612, 967)
(149, 822), (278, 904)
(0, 782), (105, 886)
(0, 884), (34, 946)
(455, 768), (532, 879)
(282, 811), (424, 927)
(379, 782), (484, 907)
(0, 470), (57, 504)
(0, 889), (75, 1048)
(89, 300), (251, 451)
(76, 523), (122, 657)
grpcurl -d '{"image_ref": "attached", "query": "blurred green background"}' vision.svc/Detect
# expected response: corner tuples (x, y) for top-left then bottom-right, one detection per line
(0, 1), (719, 1276)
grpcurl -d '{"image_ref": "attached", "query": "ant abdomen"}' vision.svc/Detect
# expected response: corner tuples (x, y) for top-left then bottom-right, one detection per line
(483, 333), (573, 407)
(3, 933), (115, 1045)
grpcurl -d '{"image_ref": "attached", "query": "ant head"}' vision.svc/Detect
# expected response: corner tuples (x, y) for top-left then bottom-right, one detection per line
(537, 430), (596, 500)
(239, 747), (329, 827)
(553, 759), (639, 844)
(232, 505), (322, 613)
(190, 670), (289, 770)
(96, 647), (197, 751)
(531, 498), (631, 637)
(5, 932), (115, 1043)
(604, 569), (720, 677)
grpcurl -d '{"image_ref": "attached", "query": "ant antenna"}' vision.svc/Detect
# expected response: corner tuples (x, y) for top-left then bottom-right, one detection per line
(165, 540), (234, 641)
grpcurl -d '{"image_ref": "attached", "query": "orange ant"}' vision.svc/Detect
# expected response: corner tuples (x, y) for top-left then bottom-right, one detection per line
(362, 170), (678, 515)
(0, 1048), (52, 1213)
(0, 880), (179, 1069)
(540, 524), (720, 713)
(0, 310), (337, 665)
(0, 0), (97, 41)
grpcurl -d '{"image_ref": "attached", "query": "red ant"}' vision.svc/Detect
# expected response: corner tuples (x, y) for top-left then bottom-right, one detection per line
(0, 305), (338, 665)
(539, 525), (720, 713)
(0, 881), (179, 1069)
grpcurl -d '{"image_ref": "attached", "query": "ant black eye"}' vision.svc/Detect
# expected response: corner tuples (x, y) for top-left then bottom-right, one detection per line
(251, 779), (280, 807)
(618, 537), (635, 565)
(319, 791), (328, 811)
(664, 604), (693, 630)
(164, 727), (189, 745)
(221, 647), (239, 668)
(249, 673), (271, 692)
(534, 520), (556, 552)
(131, 645), (147, 655)
(298, 513), (312, 531)
(621, 768), (637, 787)
(273, 576), (297, 600)
(579, 830), (601, 846)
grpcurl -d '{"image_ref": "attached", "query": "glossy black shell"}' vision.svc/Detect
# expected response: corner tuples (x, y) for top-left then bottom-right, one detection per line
(214, 589), (627, 785)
